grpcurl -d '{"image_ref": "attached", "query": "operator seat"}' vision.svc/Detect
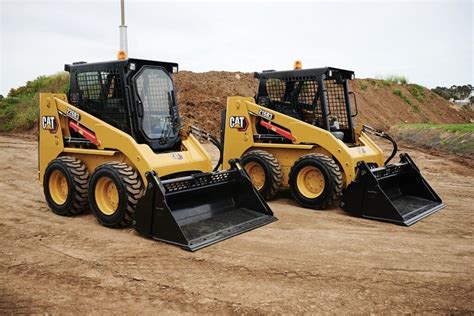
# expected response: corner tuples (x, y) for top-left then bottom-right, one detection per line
(329, 118), (344, 140)
(331, 131), (345, 140)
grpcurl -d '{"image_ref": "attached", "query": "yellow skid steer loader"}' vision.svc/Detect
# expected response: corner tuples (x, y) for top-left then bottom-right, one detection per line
(221, 67), (444, 226)
(39, 58), (276, 251)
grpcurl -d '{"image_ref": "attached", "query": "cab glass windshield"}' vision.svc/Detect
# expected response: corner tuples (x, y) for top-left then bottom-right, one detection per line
(135, 68), (177, 139)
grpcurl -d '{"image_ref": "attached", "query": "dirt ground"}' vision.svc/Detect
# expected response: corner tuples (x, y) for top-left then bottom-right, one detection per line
(0, 134), (473, 314)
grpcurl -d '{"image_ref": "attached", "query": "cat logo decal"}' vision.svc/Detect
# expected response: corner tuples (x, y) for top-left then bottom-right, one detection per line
(41, 116), (58, 133)
(229, 116), (248, 131)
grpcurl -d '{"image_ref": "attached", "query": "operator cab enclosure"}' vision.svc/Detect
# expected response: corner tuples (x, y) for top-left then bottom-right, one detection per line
(65, 58), (180, 152)
(255, 67), (357, 143)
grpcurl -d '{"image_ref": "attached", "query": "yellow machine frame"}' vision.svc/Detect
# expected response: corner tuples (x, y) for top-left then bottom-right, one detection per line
(38, 93), (212, 186)
(222, 96), (384, 187)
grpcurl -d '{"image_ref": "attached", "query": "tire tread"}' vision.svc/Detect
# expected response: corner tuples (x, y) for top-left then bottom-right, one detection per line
(242, 150), (282, 200)
(290, 153), (343, 209)
(53, 156), (89, 215)
(95, 162), (143, 227)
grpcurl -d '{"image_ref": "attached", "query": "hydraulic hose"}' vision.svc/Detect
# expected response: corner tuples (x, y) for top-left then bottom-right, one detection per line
(381, 133), (398, 166)
(362, 125), (398, 165)
(208, 135), (224, 172)
(190, 126), (223, 172)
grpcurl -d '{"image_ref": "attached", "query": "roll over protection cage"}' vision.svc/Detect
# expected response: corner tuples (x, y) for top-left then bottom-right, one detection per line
(65, 59), (181, 152)
(255, 67), (357, 143)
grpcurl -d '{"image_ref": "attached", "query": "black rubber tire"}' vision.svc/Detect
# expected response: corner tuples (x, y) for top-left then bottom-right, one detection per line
(241, 150), (282, 200)
(88, 162), (143, 227)
(289, 154), (343, 209)
(43, 156), (89, 216)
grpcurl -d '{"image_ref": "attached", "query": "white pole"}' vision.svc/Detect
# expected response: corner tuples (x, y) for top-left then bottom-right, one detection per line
(119, 0), (128, 55)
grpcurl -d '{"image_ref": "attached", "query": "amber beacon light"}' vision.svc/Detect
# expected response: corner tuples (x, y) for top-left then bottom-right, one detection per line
(294, 60), (303, 70)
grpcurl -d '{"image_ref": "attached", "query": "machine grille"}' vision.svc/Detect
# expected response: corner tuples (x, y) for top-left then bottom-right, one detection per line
(74, 68), (130, 133)
(163, 172), (232, 194)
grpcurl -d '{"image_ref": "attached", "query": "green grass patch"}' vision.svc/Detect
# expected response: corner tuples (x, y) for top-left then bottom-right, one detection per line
(440, 138), (450, 145)
(359, 80), (368, 91)
(392, 88), (403, 97)
(0, 73), (69, 132)
(367, 79), (378, 86)
(376, 75), (408, 84)
(392, 88), (419, 111)
(408, 84), (426, 103)
(381, 80), (392, 87)
(395, 123), (474, 133)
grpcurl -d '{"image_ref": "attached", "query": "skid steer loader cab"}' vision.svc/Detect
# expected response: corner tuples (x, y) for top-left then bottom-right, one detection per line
(222, 67), (444, 226)
(38, 58), (275, 251)
(66, 59), (180, 151)
(255, 68), (357, 143)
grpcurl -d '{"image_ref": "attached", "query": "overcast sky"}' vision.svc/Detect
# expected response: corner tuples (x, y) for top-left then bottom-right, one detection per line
(0, 0), (472, 95)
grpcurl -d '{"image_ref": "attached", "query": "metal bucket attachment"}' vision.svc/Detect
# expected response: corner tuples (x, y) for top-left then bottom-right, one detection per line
(134, 160), (277, 251)
(341, 153), (445, 226)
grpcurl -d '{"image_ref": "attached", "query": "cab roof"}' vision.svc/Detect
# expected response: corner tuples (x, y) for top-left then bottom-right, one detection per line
(64, 58), (178, 74)
(254, 67), (354, 81)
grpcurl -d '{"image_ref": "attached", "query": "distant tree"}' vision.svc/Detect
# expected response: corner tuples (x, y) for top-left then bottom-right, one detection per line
(432, 84), (472, 101)
(0, 95), (3, 100)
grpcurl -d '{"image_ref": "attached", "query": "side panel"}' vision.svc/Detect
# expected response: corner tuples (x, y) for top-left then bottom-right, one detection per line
(222, 97), (256, 169)
(38, 94), (66, 184)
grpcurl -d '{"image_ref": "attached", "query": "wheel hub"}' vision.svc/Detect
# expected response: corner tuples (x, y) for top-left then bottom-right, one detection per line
(49, 170), (68, 205)
(245, 162), (266, 190)
(95, 177), (119, 216)
(297, 166), (325, 198)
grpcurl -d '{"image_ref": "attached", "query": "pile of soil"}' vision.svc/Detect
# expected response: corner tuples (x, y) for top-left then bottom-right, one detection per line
(174, 71), (257, 136)
(351, 80), (473, 130)
(174, 71), (474, 137)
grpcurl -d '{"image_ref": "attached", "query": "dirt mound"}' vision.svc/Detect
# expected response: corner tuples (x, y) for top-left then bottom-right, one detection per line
(174, 71), (257, 136)
(351, 79), (474, 130)
(174, 72), (474, 137)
